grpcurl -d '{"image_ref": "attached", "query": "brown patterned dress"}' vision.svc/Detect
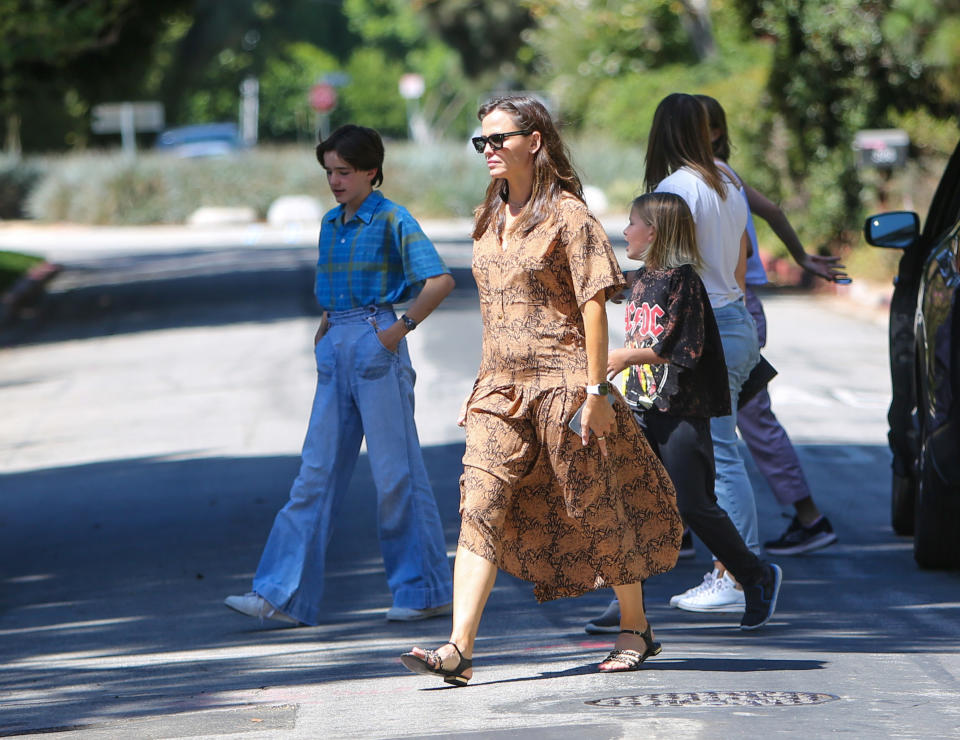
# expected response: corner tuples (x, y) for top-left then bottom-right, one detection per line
(459, 195), (682, 602)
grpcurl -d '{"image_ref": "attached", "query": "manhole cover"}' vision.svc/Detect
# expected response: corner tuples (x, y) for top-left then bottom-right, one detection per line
(587, 691), (838, 708)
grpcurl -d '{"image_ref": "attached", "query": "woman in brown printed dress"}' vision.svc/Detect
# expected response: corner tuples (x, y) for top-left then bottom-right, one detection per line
(400, 95), (682, 686)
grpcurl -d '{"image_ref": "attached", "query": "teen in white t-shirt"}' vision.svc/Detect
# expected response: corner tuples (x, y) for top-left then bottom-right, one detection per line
(656, 166), (748, 309)
(639, 93), (782, 625)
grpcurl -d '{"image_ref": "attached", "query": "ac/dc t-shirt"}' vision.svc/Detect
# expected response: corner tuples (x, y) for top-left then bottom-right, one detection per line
(623, 264), (731, 418)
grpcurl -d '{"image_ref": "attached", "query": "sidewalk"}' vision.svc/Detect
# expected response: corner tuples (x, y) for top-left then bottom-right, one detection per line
(0, 219), (475, 263)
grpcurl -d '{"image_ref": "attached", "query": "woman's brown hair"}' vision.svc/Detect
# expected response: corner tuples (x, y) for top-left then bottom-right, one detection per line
(472, 95), (583, 240)
(643, 93), (727, 199)
(695, 94), (731, 162)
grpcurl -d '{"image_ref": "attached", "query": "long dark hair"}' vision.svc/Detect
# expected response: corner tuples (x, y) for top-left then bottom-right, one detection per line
(643, 93), (727, 198)
(472, 95), (583, 240)
(695, 94), (731, 161)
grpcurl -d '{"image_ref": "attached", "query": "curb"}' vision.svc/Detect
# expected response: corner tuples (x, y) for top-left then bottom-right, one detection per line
(0, 261), (62, 326)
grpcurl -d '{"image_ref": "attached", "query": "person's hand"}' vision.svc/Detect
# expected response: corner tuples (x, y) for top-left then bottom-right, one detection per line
(798, 253), (849, 283)
(607, 348), (632, 379)
(581, 393), (616, 457)
(314, 312), (329, 346)
(610, 288), (628, 304)
(376, 322), (404, 354)
(611, 271), (639, 304)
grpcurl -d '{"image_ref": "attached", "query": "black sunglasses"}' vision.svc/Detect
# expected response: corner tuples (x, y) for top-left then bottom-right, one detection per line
(471, 129), (532, 153)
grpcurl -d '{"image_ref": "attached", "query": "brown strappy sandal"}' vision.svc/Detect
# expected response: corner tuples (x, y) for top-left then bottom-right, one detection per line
(598, 626), (661, 672)
(400, 642), (473, 687)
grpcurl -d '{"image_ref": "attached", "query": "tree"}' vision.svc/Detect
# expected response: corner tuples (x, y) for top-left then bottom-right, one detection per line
(0, 0), (136, 154)
(259, 42), (339, 140)
(417, 0), (535, 79)
(153, 0), (357, 128)
(734, 0), (960, 240)
(520, 0), (712, 123)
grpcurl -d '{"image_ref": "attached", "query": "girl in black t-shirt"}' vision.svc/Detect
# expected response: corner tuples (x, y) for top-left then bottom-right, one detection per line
(611, 193), (729, 418)
(587, 192), (778, 632)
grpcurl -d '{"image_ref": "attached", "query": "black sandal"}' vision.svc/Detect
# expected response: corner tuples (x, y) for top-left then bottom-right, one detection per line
(400, 642), (473, 687)
(598, 626), (661, 672)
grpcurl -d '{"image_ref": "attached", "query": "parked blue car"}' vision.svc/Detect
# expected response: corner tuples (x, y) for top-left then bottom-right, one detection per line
(865, 138), (960, 569)
(155, 123), (242, 158)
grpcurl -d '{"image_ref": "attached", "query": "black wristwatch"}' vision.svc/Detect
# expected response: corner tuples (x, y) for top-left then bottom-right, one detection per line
(400, 314), (418, 332)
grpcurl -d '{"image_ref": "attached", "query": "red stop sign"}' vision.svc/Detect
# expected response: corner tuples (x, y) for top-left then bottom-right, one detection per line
(310, 83), (337, 113)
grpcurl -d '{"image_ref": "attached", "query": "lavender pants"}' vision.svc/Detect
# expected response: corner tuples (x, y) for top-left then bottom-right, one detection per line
(738, 288), (812, 506)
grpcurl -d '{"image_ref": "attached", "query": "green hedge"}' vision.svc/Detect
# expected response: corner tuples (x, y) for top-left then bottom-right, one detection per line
(23, 141), (641, 225)
(25, 144), (495, 224)
(0, 157), (46, 219)
(27, 147), (323, 225)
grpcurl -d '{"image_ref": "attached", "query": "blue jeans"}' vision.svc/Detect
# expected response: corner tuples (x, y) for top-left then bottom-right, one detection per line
(710, 300), (761, 555)
(253, 306), (453, 625)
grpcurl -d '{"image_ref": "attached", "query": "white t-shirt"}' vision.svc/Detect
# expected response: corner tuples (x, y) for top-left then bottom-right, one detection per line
(655, 166), (748, 308)
(716, 161), (767, 286)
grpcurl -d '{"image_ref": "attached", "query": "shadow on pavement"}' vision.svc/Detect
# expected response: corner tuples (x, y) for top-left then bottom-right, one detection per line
(2, 440), (960, 732)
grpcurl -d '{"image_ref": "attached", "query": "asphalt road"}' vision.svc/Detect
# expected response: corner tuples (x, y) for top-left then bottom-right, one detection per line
(1, 238), (959, 739)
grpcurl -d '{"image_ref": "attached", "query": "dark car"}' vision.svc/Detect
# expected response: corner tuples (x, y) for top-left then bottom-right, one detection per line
(864, 139), (960, 569)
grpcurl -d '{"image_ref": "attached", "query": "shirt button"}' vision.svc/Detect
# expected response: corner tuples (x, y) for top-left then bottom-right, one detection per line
(340, 238), (346, 243)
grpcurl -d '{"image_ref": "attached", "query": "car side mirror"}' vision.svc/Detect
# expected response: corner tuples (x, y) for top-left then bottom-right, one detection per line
(864, 211), (920, 249)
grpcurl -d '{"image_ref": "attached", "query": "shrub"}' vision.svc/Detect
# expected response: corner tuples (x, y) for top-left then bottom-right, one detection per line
(25, 142), (490, 224)
(27, 147), (331, 225)
(382, 142), (491, 218)
(0, 157), (46, 219)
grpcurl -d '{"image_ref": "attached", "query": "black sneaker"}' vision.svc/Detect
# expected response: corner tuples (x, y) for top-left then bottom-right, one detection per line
(740, 563), (782, 631)
(584, 599), (620, 634)
(764, 515), (837, 555)
(679, 528), (696, 559)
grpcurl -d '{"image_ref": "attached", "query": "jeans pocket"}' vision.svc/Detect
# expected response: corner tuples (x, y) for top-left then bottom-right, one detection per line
(315, 337), (334, 384)
(357, 329), (397, 380)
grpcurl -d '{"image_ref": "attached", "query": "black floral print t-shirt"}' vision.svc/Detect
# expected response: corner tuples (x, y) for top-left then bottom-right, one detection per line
(623, 264), (731, 418)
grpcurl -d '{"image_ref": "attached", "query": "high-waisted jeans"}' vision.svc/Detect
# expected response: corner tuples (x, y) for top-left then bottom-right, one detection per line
(253, 305), (453, 625)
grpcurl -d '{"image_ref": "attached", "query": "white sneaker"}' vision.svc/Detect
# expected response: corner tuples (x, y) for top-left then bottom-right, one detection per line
(669, 569), (718, 607)
(224, 592), (299, 624)
(385, 603), (453, 621)
(675, 571), (745, 613)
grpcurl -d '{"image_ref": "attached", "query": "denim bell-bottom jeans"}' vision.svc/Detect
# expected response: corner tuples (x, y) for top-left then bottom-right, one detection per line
(253, 305), (453, 625)
(710, 300), (762, 555)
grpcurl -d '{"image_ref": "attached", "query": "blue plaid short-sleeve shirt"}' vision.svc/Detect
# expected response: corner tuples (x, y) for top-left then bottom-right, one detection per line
(314, 190), (449, 311)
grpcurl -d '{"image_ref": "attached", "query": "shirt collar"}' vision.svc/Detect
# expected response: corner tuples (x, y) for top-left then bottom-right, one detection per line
(325, 190), (384, 226)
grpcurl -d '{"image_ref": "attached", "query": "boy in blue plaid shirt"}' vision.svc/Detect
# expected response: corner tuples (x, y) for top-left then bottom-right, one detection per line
(226, 125), (455, 625)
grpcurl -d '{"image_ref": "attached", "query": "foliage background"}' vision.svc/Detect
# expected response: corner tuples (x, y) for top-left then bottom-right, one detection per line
(1, 0), (959, 260)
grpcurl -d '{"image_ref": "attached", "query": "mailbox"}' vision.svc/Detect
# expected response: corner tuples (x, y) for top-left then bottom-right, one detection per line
(853, 129), (910, 169)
